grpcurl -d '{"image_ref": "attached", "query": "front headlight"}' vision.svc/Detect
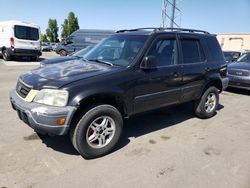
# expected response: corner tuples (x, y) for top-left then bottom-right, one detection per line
(33, 89), (69, 107)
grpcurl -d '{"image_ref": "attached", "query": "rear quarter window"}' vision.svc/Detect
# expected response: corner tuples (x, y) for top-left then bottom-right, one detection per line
(205, 36), (224, 62)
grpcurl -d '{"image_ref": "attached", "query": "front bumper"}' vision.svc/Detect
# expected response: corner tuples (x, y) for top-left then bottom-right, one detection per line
(7, 48), (42, 57)
(228, 75), (250, 90)
(10, 90), (76, 135)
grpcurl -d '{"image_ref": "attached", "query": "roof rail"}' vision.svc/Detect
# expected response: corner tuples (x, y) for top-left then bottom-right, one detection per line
(116, 27), (210, 34)
(116, 28), (159, 33)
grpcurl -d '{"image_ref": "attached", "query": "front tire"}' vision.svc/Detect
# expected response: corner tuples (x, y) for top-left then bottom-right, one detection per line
(195, 86), (219, 119)
(70, 105), (123, 159)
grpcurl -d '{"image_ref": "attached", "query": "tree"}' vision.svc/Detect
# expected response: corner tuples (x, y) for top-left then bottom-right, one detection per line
(41, 33), (48, 42)
(61, 19), (69, 40)
(46, 19), (59, 42)
(68, 12), (79, 34)
(61, 12), (79, 39)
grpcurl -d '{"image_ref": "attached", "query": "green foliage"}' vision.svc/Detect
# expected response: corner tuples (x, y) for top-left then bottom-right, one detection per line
(41, 33), (49, 42)
(46, 19), (59, 42)
(61, 11), (80, 39)
(61, 19), (69, 40)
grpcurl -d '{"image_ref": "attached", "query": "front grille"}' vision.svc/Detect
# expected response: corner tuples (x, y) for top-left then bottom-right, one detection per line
(16, 80), (32, 98)
(228, 69), (249, 77)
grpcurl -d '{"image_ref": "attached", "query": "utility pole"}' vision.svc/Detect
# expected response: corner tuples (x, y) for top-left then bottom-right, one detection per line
(160, 0), (181, 28)
(161, 0), (168, 28)
(170, 0), (176, 28)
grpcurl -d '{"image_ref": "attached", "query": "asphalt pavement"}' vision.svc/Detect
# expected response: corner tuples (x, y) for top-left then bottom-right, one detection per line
(0, 53), (250, 188)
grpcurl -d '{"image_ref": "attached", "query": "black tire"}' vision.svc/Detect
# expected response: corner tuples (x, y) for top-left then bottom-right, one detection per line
(59, 50), (67, 56)
(30, 56), (38, 61)
(195, 86), (219, 119)
(2, 49), (11, 61)
(70, 104), (123, 159)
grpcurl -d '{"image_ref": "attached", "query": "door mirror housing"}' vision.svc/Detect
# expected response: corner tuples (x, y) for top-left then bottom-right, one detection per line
(140, 56), (157, 70)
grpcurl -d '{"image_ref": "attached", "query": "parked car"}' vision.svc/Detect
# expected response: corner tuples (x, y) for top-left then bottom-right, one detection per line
(228, 52), (250, 90)
(41, 42), (52, 51)
(40, 45), (94, 67)
(51, 42), (58, 51)
(55, 29), (114, 56)
(10, 27), (228, 159)
(0, 20), (41, 61)
(223, 51), (241, 63)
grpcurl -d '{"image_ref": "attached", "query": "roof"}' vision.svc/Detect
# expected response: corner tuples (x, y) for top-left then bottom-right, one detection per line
(0, 20), (40, 28)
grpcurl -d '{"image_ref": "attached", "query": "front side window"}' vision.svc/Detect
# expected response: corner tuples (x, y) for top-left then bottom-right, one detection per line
(14, 25), (39, 41)
(181, 39), (206, 64)
(147, 38), (177, 67)
(85, 35), (147, 67)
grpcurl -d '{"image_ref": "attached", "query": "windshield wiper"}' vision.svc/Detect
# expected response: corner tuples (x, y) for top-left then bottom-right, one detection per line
(87, 59), (113, 66)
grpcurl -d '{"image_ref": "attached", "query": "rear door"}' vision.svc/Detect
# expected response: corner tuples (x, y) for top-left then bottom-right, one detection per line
(178, 34), (207, 102)
(14, 25), (40, 50)
(134, 34), (183, 114)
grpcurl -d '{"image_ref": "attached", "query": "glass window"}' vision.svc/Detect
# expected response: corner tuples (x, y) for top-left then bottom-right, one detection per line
(237, 53), (250, 63)
(206, 36), (223, 62)
(181, 39), (206, 64)
(147, 39), (177, 67)
(85, 35), (147, 67)
(14, 25), (39, 41)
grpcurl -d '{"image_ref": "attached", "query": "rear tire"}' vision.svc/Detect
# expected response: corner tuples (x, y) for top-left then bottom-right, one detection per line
(70, 104), (123, 159)
(2, 49), (11, 61)
(195, 86), (219, 119)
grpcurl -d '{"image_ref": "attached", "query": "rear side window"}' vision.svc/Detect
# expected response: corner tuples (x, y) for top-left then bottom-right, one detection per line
(181, 39), (206, 64)
(14, 25), (39, 41)
(206, 36), (224, 62)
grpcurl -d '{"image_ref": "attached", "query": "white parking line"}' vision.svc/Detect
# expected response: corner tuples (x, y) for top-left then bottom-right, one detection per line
(1, 60), (40, 66)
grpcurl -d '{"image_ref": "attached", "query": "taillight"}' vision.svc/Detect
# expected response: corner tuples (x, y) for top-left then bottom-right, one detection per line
(10, 37), (14, 48)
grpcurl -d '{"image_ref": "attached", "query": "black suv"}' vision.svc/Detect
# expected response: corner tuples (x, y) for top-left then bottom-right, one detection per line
(10, 28), (229, 159)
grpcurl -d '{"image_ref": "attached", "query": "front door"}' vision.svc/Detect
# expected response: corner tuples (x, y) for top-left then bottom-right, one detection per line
(134, 34), (183, 114)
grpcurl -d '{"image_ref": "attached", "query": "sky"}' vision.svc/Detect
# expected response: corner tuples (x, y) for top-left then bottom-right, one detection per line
(0, 0), (249, 35)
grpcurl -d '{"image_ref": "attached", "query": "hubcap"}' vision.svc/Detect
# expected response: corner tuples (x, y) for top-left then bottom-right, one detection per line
(86, 116), (116, 149)
(205, 93), (217, 113)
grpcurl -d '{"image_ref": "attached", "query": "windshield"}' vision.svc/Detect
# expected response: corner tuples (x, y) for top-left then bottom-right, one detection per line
(72, 45), (94, 57)
(223, 52), (233, 60)
(237, 53), (250, 63)
(85, 35), (147, 67)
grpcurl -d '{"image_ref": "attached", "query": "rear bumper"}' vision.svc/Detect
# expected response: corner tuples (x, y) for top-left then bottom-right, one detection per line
(7, 48), (42, 57)
(10, 90), (76, 135)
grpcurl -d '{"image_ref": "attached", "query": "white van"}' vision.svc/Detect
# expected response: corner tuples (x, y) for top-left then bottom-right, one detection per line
(0, 20), (41, 61)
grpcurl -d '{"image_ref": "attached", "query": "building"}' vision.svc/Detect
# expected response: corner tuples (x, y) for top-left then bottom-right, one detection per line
(216, 33), (250, 52)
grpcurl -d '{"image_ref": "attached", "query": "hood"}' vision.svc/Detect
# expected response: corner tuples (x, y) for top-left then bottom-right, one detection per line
(40, 56), (79, 66)
(228, 62), (250, 70)
(20, 59), (120, 89)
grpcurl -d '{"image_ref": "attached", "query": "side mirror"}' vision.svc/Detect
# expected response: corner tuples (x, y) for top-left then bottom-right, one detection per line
(140, 56), (157, 70)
